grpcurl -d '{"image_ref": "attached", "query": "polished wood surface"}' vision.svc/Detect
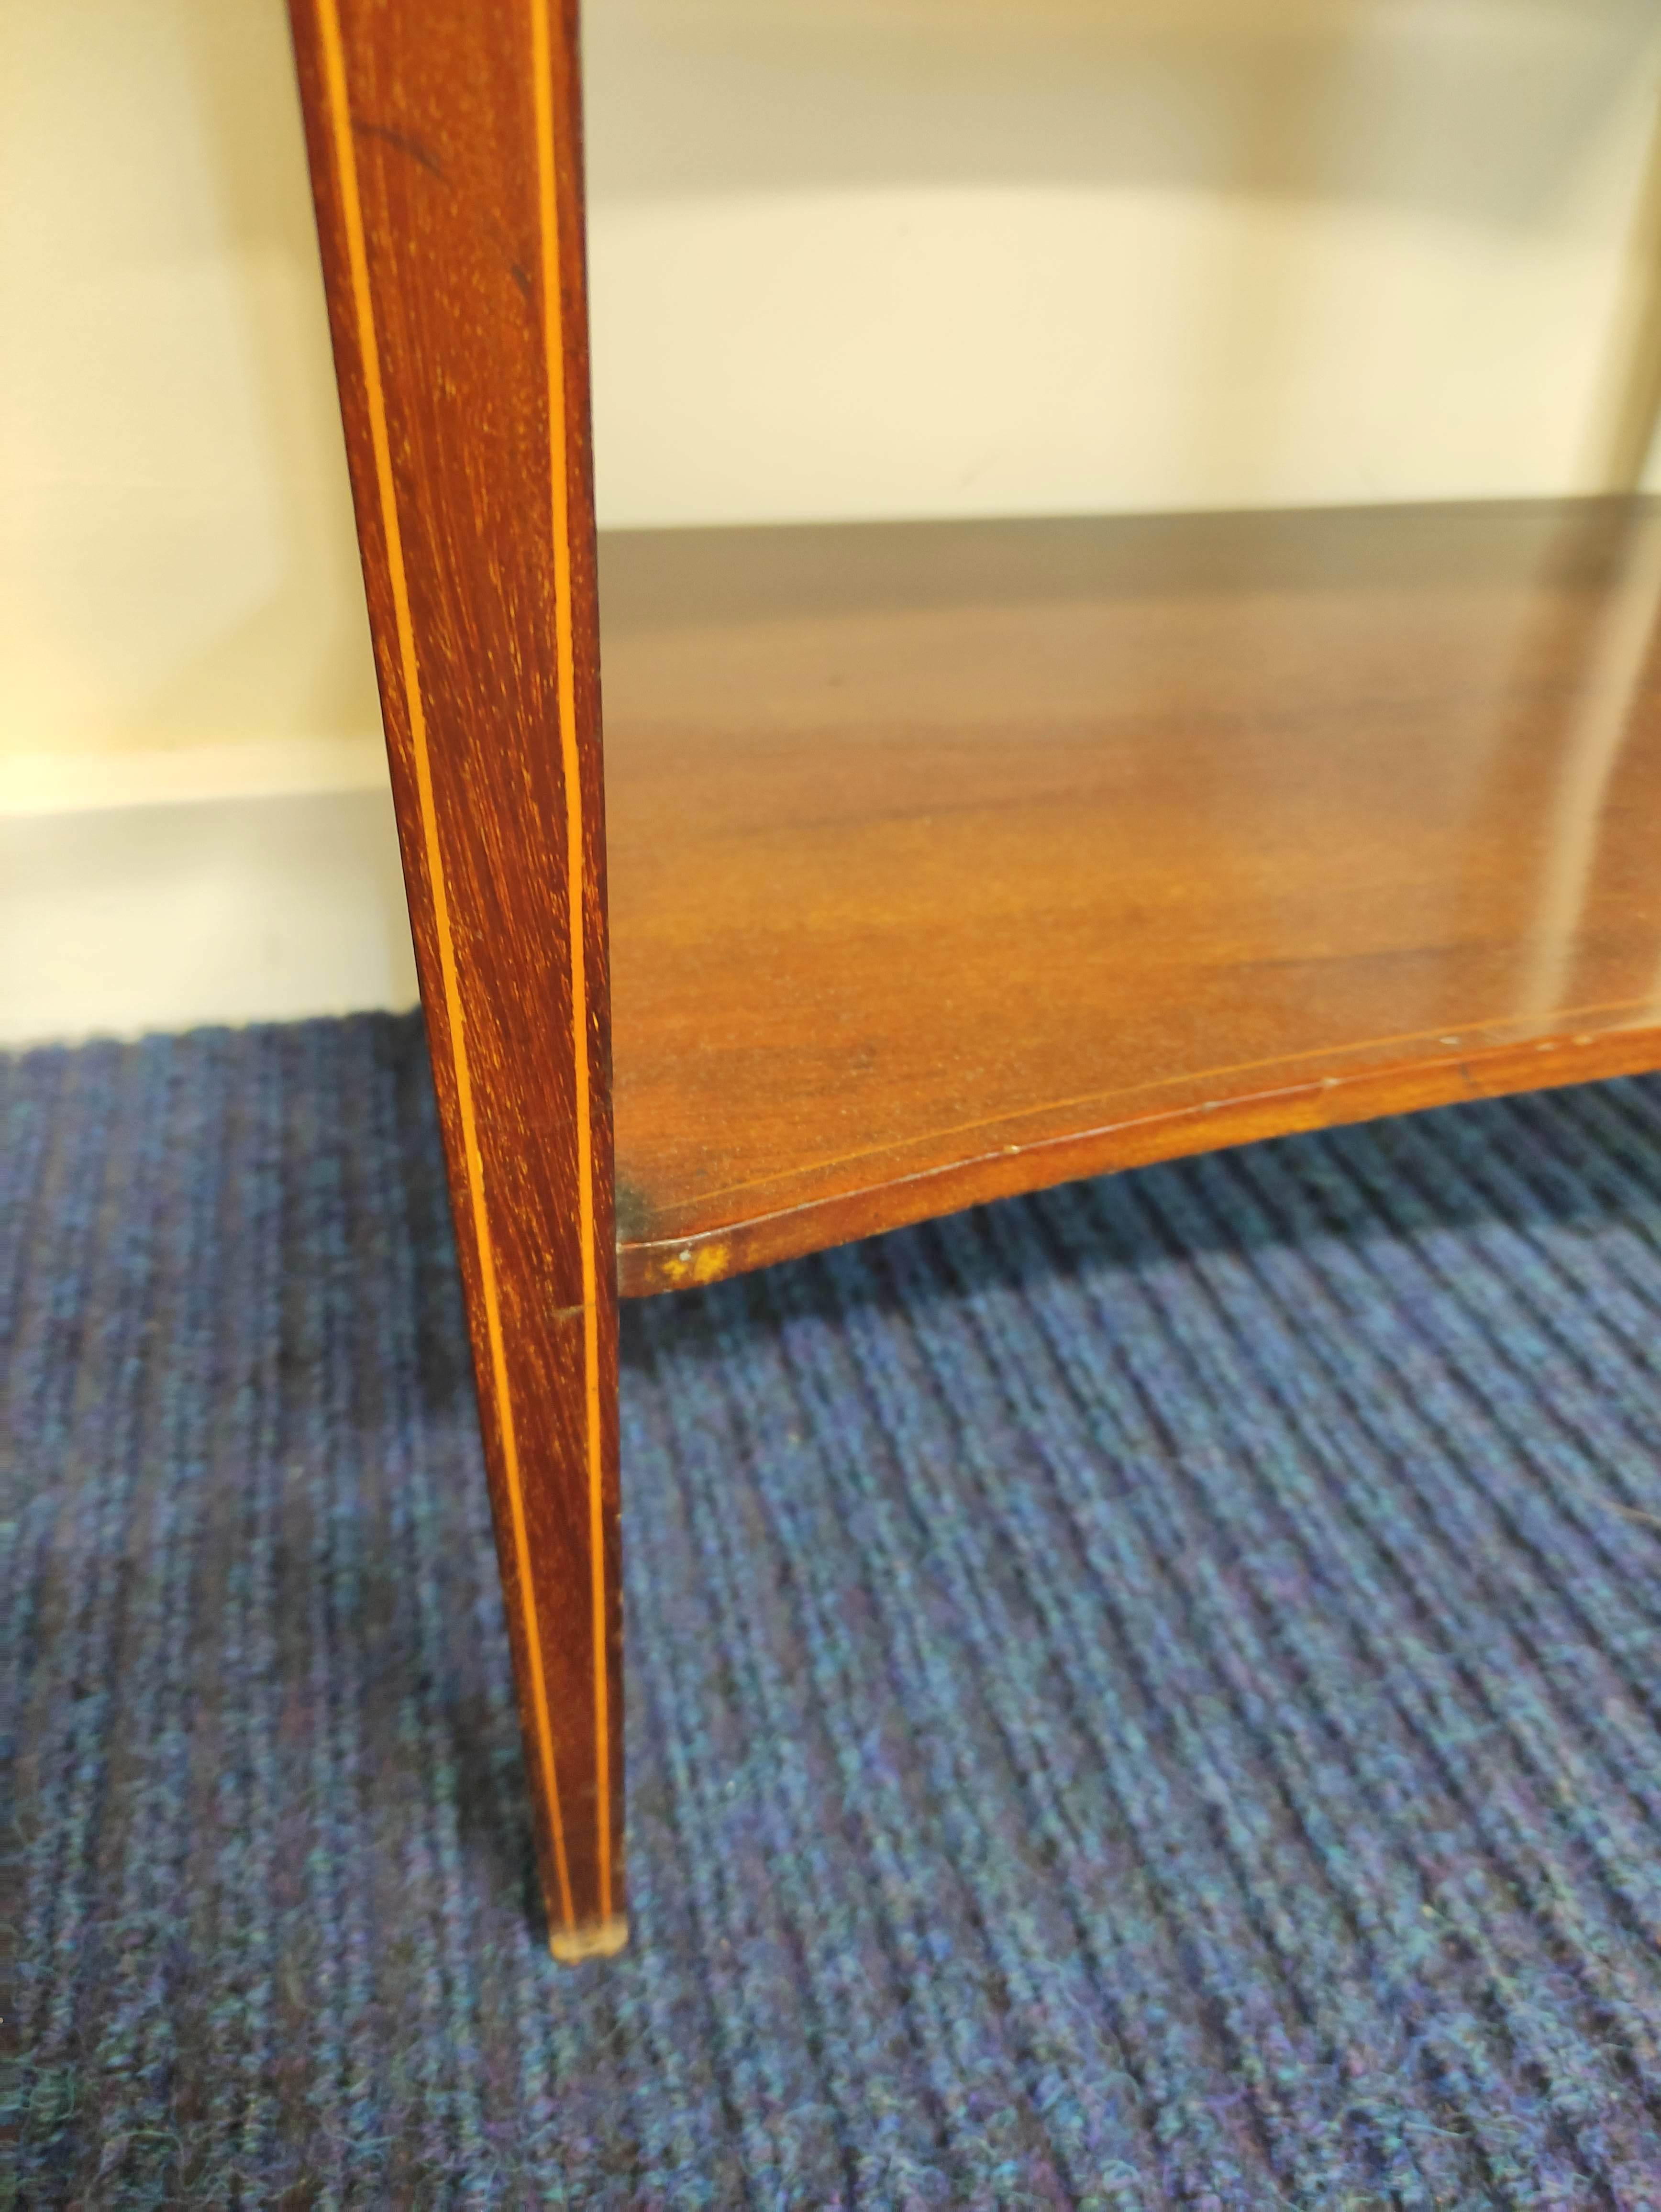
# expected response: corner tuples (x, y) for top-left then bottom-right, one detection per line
(603, 497), (1661, 1296)
(288, 0), (625, 1957)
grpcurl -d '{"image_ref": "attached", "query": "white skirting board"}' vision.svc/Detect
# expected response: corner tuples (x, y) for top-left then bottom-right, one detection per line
(0, 787), (420, 1048)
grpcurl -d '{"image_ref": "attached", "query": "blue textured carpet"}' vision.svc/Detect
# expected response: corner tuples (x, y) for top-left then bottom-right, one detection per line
(6, 1014), (1661, 2207)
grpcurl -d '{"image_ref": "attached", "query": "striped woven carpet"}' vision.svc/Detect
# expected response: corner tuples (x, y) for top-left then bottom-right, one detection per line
(7, 1016), (1661, 2207)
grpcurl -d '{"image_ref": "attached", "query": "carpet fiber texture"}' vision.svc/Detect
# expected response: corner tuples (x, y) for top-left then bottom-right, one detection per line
(6, 1014), (1661, 2207)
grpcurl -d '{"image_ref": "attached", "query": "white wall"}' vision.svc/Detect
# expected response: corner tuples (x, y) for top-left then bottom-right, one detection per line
(6, 0), (1661, 1039)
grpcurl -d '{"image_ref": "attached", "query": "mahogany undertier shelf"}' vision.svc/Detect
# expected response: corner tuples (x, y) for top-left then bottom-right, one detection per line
(601, 496), (1661, 1297)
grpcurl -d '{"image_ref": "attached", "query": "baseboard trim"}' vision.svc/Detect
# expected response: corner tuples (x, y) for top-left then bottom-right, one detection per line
(1, 786), (419, 1046)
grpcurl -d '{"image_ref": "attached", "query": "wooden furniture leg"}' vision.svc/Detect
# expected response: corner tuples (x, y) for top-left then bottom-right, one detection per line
(282, 0), (1661, 1970)
(287, 0), (624, 1960)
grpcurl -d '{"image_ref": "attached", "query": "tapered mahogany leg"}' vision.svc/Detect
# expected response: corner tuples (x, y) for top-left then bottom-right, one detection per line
(287, 0), (625, 1958)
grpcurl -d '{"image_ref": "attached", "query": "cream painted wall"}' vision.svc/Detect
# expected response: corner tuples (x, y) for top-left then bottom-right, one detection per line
(586, 0), (1661, 524)
(0, 0), (380, 800)
(6, 0), (1661, 1034)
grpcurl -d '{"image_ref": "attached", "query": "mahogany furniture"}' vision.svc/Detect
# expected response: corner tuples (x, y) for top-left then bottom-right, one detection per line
(286, 0), (1661, 1960)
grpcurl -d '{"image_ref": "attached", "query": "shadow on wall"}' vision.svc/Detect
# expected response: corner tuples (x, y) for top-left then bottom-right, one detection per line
(585, 0), (1661, 496)
(587, 0), (1656, 222)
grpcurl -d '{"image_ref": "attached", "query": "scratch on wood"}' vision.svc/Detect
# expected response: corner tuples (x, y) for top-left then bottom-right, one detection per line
(354, 120), (446, 180)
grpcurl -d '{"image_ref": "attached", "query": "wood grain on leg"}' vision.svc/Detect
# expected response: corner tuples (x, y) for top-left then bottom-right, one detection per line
(287, 0), (624, 1958)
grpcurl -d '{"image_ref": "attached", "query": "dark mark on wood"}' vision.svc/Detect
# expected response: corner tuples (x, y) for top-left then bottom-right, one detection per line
(353, 119), (447, 181)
